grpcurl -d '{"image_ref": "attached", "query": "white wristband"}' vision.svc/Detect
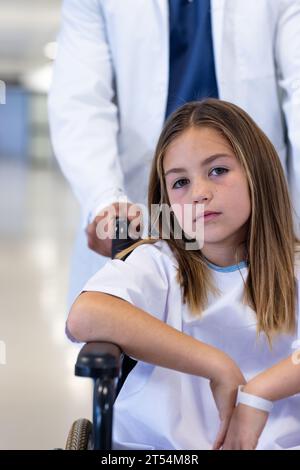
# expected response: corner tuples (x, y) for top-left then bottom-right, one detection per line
(236, 385), (273, 413)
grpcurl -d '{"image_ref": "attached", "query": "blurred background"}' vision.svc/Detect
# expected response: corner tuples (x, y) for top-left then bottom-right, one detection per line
(0, 0), (92, 449)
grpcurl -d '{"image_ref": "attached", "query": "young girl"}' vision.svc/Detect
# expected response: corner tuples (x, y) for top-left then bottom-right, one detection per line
(67, 99), (300, 450)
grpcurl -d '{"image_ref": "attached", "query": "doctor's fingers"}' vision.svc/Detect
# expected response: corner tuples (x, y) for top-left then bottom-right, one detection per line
(94, 201), (142, 224)
(85, 221), (112, 257)
(127, 210), (143, 239)
(92, 202), (143, 242)
(111, 202), (143, 239)
(113, 202), (143, 224)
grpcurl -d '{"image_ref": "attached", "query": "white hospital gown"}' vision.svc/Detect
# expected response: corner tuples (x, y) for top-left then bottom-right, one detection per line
(83, 240), (300, 450)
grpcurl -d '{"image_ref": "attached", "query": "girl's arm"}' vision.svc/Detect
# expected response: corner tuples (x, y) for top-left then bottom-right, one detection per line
(243, 353), (300, 400)
(68, 291), (246, 448)
(68, 291), (240, 381)
(221, 354), (300, 450)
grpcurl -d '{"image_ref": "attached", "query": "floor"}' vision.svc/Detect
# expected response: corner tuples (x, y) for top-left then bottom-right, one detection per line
(0, 159), (92, 449)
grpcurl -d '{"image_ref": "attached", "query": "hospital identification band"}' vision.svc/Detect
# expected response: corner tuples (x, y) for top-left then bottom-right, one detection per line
(236, 385), (273, 413)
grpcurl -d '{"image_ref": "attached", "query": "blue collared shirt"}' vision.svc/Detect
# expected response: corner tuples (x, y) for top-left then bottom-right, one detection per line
(165, 0), (219, 118)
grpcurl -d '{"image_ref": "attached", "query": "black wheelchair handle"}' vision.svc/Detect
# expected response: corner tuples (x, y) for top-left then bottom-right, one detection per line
(75, 342), (122, 379)
(111, 217), (140, 259)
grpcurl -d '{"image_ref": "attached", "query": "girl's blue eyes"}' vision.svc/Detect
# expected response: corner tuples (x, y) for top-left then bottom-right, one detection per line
(210, 167), (229, 177)
(172, 178), (189, 189)
(172, 167), (229, 189)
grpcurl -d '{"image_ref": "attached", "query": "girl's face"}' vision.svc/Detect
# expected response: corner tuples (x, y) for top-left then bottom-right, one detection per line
(163, 126), (251, 251)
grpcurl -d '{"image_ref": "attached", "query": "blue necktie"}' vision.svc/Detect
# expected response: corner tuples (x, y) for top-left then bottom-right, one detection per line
(165, 0), (219, 118)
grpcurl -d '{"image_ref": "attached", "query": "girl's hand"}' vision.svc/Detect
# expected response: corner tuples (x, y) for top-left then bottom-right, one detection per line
(210, 365), (246, 450)
(221, 403), (269, 450)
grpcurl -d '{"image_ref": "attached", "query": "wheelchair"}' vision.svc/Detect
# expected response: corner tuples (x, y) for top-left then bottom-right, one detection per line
(65, 218), (139, 450)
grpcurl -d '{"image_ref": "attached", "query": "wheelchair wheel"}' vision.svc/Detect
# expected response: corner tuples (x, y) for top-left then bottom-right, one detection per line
(65, 418), (93, 450)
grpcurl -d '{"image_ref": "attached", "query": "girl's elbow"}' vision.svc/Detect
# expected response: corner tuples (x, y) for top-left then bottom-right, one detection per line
(67, 296), (91, 343)
(67, 307), (84, 343)
(66, 292), (109, 343)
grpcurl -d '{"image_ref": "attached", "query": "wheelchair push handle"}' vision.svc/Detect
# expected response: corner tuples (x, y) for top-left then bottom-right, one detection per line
(111, 216), (140, 259)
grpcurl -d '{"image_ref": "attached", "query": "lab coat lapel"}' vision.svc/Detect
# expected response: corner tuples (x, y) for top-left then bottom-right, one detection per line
(154, 0), (236, 105)
(153, 0), (170, 123)
(153, 0), (169, 62)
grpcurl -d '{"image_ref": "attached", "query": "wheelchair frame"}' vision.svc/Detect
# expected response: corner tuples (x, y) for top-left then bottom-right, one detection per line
(73, 218), (139, 450)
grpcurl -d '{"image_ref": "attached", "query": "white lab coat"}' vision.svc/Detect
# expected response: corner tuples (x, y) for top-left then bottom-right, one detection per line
(83, 240), (300, 450)
(48, 0), (300, 303)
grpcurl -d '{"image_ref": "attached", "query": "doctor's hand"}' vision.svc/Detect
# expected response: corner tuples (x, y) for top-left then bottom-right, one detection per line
(210, 362), (246, 450)
(86, 202), (143, 257)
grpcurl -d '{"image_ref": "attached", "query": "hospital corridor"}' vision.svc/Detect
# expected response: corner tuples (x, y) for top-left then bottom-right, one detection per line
(0, 159), (93, 449)
(0, 0), (92, 450)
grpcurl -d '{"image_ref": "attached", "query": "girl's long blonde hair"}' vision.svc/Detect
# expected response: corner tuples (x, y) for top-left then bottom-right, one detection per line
(118, 99), (300, 341)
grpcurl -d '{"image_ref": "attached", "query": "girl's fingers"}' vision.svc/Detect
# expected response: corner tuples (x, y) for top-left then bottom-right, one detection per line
(212, 417), (230, 450)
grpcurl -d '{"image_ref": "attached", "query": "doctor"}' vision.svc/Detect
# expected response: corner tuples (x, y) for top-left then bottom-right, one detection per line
(49, 0), (300, 304)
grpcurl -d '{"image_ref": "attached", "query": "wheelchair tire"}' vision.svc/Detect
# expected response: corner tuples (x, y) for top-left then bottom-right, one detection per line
(65, 418), (93, 450)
